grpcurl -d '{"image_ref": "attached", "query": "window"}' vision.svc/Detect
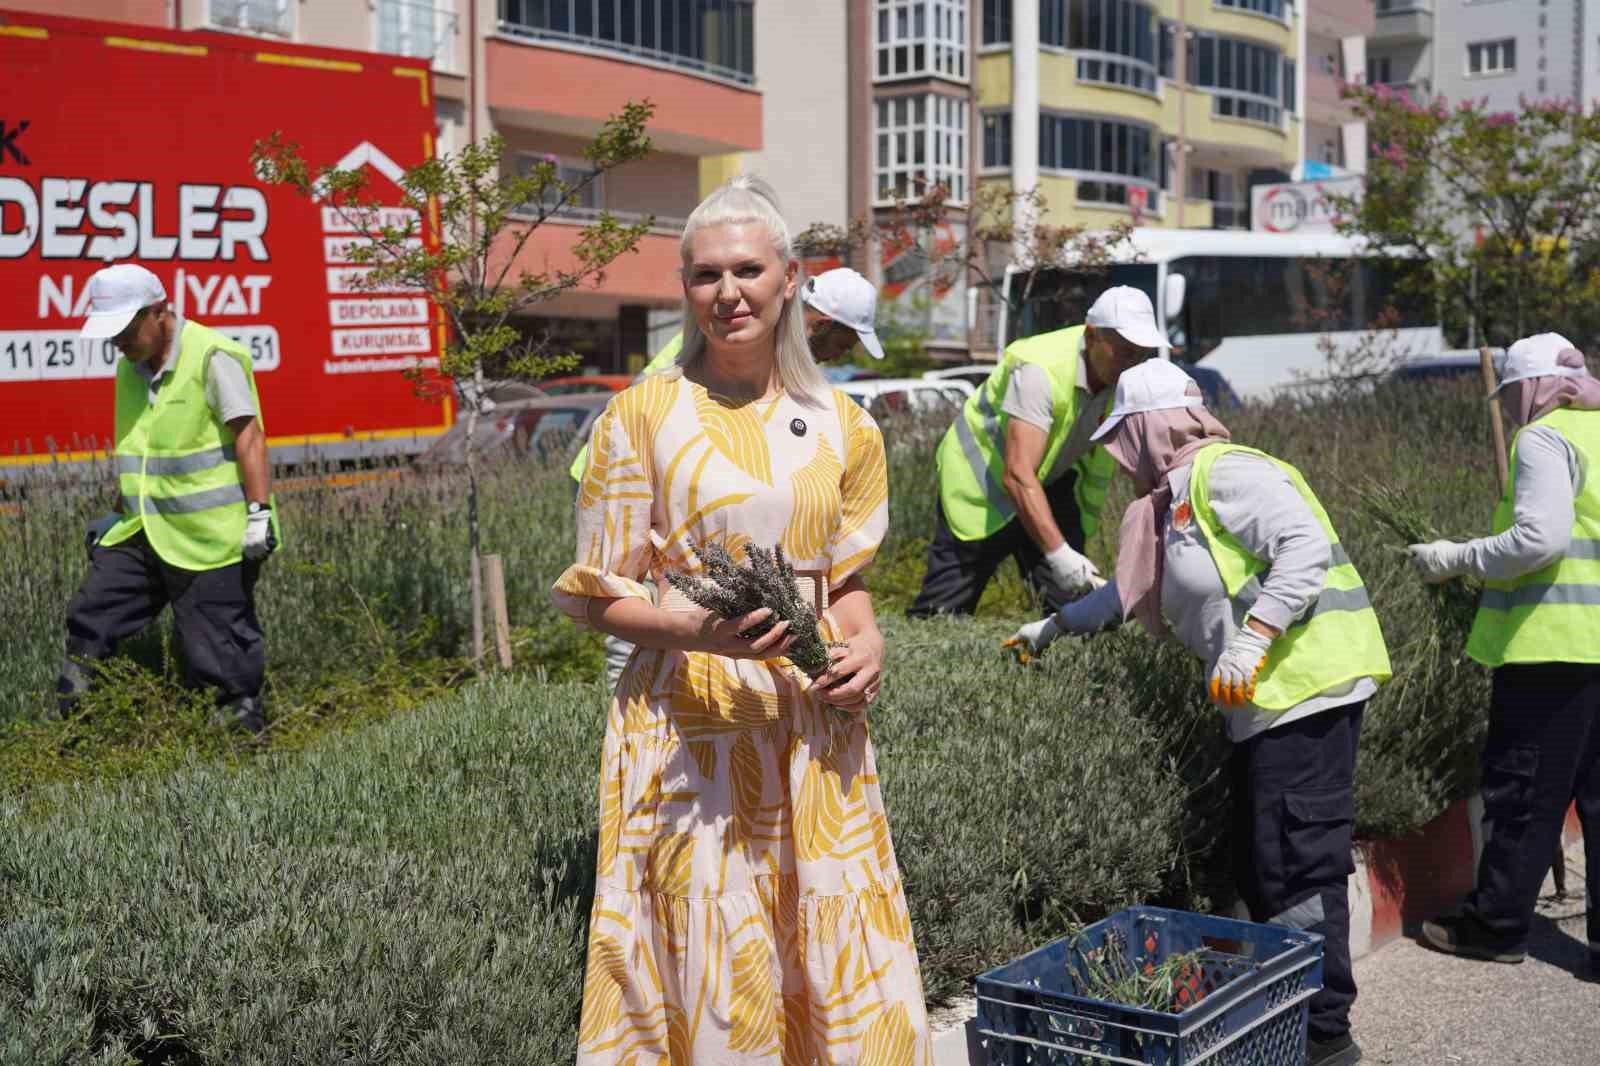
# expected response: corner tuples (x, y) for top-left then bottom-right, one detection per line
(1283, 57), (1296, 111)
(1064, 0), (1159, 94)
(499, 0), (756, 84)
(1321, 140), (1338, 164)
(1467, 38), (1516, 75)
(983, 111), (1012, 168)
(1040, 112), (1160, 208)
(1367, 55), (1392, 84)
(378, 1), (457, 67)
(1170, 256), (1433, 356)
(517, 154), (602, 218)
(1186, 167), (1238, 204)
(875, 94), (969, 203)
(876, 0), (969, 82)
(983, 0), (1012, 44)
(209, 0), (290, 36)
(1214, 0), (1287, 19)
(1181, 30), (1284, 126)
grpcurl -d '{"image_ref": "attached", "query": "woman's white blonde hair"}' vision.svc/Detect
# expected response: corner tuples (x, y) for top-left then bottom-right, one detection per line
(675, 174), (829, 408)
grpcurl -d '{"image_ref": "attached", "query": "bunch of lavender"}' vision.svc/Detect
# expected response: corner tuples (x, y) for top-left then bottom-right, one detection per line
(666, 542), (834, 677)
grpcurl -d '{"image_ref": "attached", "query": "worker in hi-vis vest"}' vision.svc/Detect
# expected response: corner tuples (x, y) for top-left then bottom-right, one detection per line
(1408, 333), (1600, 974)
(572, 267), (886, 692)
(568, 267), (886, 485)
(58, 264), (280, 735)
(908, 286), (1165, 618)
(1007, 359), (1391, 1066)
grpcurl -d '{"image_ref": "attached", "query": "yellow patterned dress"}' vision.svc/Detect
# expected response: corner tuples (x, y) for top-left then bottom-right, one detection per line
(552, 370), (933, 1066)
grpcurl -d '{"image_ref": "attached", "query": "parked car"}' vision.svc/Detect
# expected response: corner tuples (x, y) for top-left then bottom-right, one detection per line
(922, 364), (997, 390)
(1388, 350), (1505, 385)
(822, 364), (885, 383)
(537, 374), (634, 396)
(837, 377), (974, 423)
(415, 394), (609, 468)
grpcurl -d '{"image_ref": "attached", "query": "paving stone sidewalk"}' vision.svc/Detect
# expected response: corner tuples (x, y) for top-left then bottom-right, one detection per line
(1349, 841), (1595, 1066)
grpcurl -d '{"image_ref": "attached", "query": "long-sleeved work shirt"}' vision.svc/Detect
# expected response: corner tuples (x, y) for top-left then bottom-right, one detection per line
(1072, 452), (1376, 741)
(1455, 426), (1583, 580)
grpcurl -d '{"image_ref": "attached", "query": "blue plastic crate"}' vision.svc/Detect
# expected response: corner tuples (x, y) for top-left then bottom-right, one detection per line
(976, 906), (1323, 1066)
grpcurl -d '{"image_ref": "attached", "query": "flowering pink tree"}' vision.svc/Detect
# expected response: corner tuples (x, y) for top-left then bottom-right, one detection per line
(1332, 84), (1600, 347)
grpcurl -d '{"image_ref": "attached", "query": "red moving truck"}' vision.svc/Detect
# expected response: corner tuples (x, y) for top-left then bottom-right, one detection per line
(0, 8), (451, 479)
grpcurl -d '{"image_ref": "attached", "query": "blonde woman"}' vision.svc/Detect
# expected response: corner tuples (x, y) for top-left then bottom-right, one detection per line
(552, 176), (931, 1064)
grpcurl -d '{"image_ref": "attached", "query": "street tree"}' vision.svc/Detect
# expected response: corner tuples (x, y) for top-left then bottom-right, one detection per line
(251, 102), (654, 668)
(1331, 84), (1600, 349)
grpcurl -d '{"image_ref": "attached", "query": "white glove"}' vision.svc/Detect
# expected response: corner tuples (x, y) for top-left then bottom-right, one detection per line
(1208, 625), (1274, 708)
(1408, 540), (1471, 584)
(1057, 581), (1123, 635)
(84, 512), (120, 555)
(1003, 616), (1061, 664)
(1044, 543), (1101, 596)
(242, 505), (277, 561)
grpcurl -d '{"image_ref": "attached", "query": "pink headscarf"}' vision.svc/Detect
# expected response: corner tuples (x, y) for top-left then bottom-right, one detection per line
(1502, 347), (1600, 429)
(1104, 384), (1233, 639)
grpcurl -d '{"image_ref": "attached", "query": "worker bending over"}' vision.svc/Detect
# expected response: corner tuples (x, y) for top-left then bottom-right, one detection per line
(57, 264), (279, 734)
(1007, 359), (1390, 1066)
(1409, 333), (1600, 973)
(908, 286), (1162, 618)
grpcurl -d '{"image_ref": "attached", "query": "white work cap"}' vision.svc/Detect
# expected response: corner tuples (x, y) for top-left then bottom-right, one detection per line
(79, 264), (166, 340)
(1091, 358), (1203, 441)
(1086, 285), (1169, 351)
(1493, 332), (1588, 395)
(802, 268), (885, 360)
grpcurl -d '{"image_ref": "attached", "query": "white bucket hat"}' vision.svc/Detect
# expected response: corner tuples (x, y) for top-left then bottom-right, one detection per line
(802, 268), (885, 360)
(79, 264), (167, 340)
(1091, 358), (1203, 441)
(1086, 285), (1170, 351)
(1492, 332), (1588, 395)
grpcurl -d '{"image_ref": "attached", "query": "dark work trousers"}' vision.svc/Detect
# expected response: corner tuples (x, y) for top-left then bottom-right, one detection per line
(1461, 662), (1600, 950)
(907, 470), (1085, 618)
(58, 530), (265, 710)
(1231, 702), (1364, 1043)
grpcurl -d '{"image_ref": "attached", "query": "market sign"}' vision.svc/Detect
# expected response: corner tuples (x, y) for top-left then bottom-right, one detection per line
(1250, 176), (1364, 235)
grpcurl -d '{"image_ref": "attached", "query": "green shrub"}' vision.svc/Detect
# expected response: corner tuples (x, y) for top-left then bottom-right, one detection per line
(0, 677), (601, 1066)
(0, 377), (1512, 1056)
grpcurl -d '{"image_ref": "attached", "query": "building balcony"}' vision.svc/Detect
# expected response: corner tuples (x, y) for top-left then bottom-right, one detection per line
(1371, 1), (1431, 45)
(486, 28), (761, 157)
(1187, 1), (1295, 52)
(1307, 68), (1354, 128)
(1164, 87), (1293, 167)
(1306, 0), (1375, 42)
(490, 220), (684, 307)
(498, 0), (753, 84)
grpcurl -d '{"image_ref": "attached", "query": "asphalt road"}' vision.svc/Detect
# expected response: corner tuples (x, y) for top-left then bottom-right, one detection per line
(1349, 841), (1596, 1066)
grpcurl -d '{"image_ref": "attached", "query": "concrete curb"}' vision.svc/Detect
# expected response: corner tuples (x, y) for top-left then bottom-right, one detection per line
(930, 797), (1585, 1066)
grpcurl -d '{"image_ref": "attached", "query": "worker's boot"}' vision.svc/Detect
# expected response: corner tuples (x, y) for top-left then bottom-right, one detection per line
(1306, 1032), (1362, 1066)
(1418, 915), (1527, 963)
(210, 696), (266, 737)
(52, 654), (95, 721)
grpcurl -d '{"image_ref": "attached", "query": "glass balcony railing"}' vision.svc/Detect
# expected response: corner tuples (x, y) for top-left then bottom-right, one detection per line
(499, 0), (755, 85)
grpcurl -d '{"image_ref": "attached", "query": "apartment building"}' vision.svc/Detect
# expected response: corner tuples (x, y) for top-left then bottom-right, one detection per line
(974, 0), (1302, 237)
(18, 0), (766, 373)
(1368, 0), (1600, 109)
(1304, 0), (1372, 172)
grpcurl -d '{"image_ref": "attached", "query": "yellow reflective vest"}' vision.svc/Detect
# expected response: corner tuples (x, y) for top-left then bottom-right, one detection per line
(1189, 444), (1392, 711)
(1467, 407), (1600, 667)
(100, 320), (272, 571)
(933, 326), (1115, 542)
